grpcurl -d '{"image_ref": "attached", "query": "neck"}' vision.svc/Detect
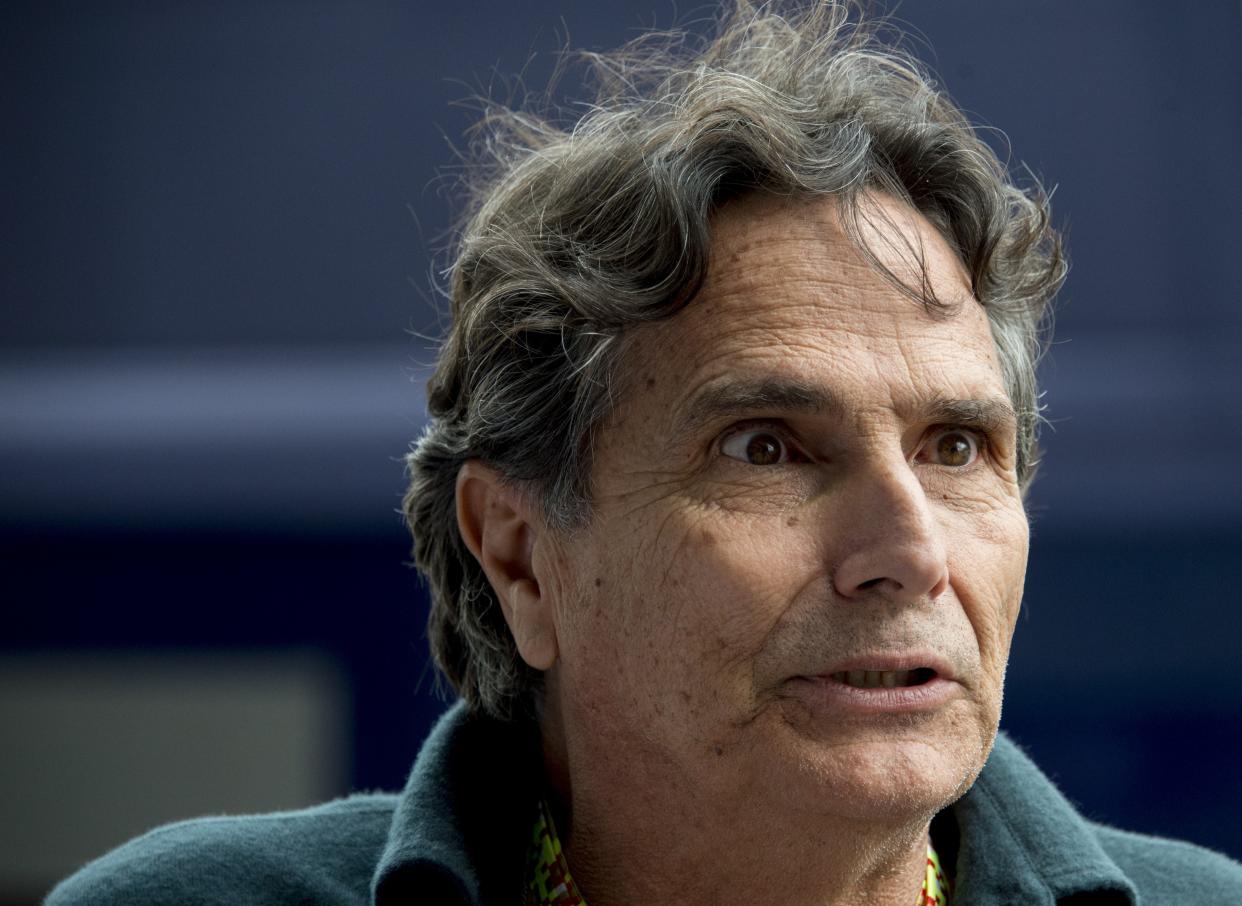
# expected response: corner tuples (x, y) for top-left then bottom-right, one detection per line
(539, 709), (935, 906)
(562, 782), (930, 906)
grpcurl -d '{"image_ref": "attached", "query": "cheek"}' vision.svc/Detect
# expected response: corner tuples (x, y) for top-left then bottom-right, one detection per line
(587, 508), (806, 694)
(948, 506), (1028, 671)
(680, 508), (804, 615)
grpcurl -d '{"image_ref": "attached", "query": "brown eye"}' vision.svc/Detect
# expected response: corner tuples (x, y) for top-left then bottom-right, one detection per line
(927, 430), (979, 468)
(721, 430), (792, 465)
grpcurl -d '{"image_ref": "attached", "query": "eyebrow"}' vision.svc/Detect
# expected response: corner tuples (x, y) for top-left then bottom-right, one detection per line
(671, 377), (1017, 442)
(672, 377), (842, 444)
(923, 396), (1018, 439)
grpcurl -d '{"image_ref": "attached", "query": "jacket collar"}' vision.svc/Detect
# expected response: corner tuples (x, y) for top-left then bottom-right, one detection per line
(373, 702), (539, 905)
(953, 734), (1137, 905)
(374, 703), (1138, 905)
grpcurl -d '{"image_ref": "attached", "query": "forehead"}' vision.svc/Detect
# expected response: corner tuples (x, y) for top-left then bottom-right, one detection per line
(627, 192), (1004, 415)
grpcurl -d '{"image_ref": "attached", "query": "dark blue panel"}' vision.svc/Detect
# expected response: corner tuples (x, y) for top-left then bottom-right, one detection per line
(1, 527), (446, 792)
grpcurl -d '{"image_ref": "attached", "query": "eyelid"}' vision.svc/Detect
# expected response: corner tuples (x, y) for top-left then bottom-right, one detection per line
(929, 423), (989, 441)
(719, 419), (801, 442)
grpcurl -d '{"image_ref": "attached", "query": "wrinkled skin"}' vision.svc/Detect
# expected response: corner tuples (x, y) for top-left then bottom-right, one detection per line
(477, 191), (1030, 904)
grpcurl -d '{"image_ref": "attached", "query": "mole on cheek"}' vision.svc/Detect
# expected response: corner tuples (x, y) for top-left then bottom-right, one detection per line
(594, 577), (602, 588)
(786, 516), (799, 527)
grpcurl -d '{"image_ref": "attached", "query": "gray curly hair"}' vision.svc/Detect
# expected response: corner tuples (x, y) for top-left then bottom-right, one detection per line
(404, 1), (1065, 718)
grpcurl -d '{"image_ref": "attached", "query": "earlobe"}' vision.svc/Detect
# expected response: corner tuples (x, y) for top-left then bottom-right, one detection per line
(456, 461), (559, 671)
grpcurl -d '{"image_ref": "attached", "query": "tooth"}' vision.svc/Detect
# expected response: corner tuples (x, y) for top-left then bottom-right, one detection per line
(864, 670), (881, 688)
(831, 672), (845, 683)
(881, 671), (898, 687)
(848, 670), (865, 687)
(895, 670), (910, 687)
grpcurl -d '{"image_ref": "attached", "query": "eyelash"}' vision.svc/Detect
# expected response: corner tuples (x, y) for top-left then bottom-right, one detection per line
(717, 422), (989, 467)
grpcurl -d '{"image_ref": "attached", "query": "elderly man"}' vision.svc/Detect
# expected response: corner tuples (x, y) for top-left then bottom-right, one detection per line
(49, 3), (1242, 905)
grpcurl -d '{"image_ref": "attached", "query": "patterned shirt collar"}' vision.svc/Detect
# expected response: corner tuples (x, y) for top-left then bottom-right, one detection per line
(525, 798), (952, 906)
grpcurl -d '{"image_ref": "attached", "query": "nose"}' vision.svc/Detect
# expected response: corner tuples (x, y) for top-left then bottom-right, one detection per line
(830, 460), (950, 604)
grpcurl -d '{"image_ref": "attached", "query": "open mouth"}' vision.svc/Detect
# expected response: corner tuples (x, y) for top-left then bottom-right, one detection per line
(829, 668), (937, 689)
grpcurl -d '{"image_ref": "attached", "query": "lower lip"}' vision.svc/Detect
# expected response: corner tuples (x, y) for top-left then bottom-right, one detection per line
(785, 675), (959, 715)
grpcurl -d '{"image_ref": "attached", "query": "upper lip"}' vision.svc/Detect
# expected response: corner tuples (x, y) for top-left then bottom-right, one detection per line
(807, 652), (957, 683)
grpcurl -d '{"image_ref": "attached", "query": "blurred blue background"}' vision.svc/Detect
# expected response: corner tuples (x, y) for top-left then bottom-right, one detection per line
(2, 2), (1239, 901)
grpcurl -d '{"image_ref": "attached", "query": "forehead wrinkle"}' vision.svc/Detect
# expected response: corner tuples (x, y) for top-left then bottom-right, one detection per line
(706, 198), (980, 329)
(705, 263), (902, 321)
(697, 246), (981, 360)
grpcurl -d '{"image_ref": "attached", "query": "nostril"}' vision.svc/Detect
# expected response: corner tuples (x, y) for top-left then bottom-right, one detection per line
(857, 577), (885, 590)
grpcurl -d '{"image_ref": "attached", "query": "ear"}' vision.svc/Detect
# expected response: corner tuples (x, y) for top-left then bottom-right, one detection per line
(455, 460), (558, 671)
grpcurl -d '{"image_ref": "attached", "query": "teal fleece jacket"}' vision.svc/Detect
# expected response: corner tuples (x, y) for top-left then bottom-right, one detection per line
(47, 702), (1242, 905)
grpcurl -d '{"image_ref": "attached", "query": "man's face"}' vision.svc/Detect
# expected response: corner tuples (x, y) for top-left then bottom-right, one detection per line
(540, 192), (1029, 825)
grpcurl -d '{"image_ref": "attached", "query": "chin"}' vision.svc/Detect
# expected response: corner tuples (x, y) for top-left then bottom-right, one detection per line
(775, 725), (993, 825)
